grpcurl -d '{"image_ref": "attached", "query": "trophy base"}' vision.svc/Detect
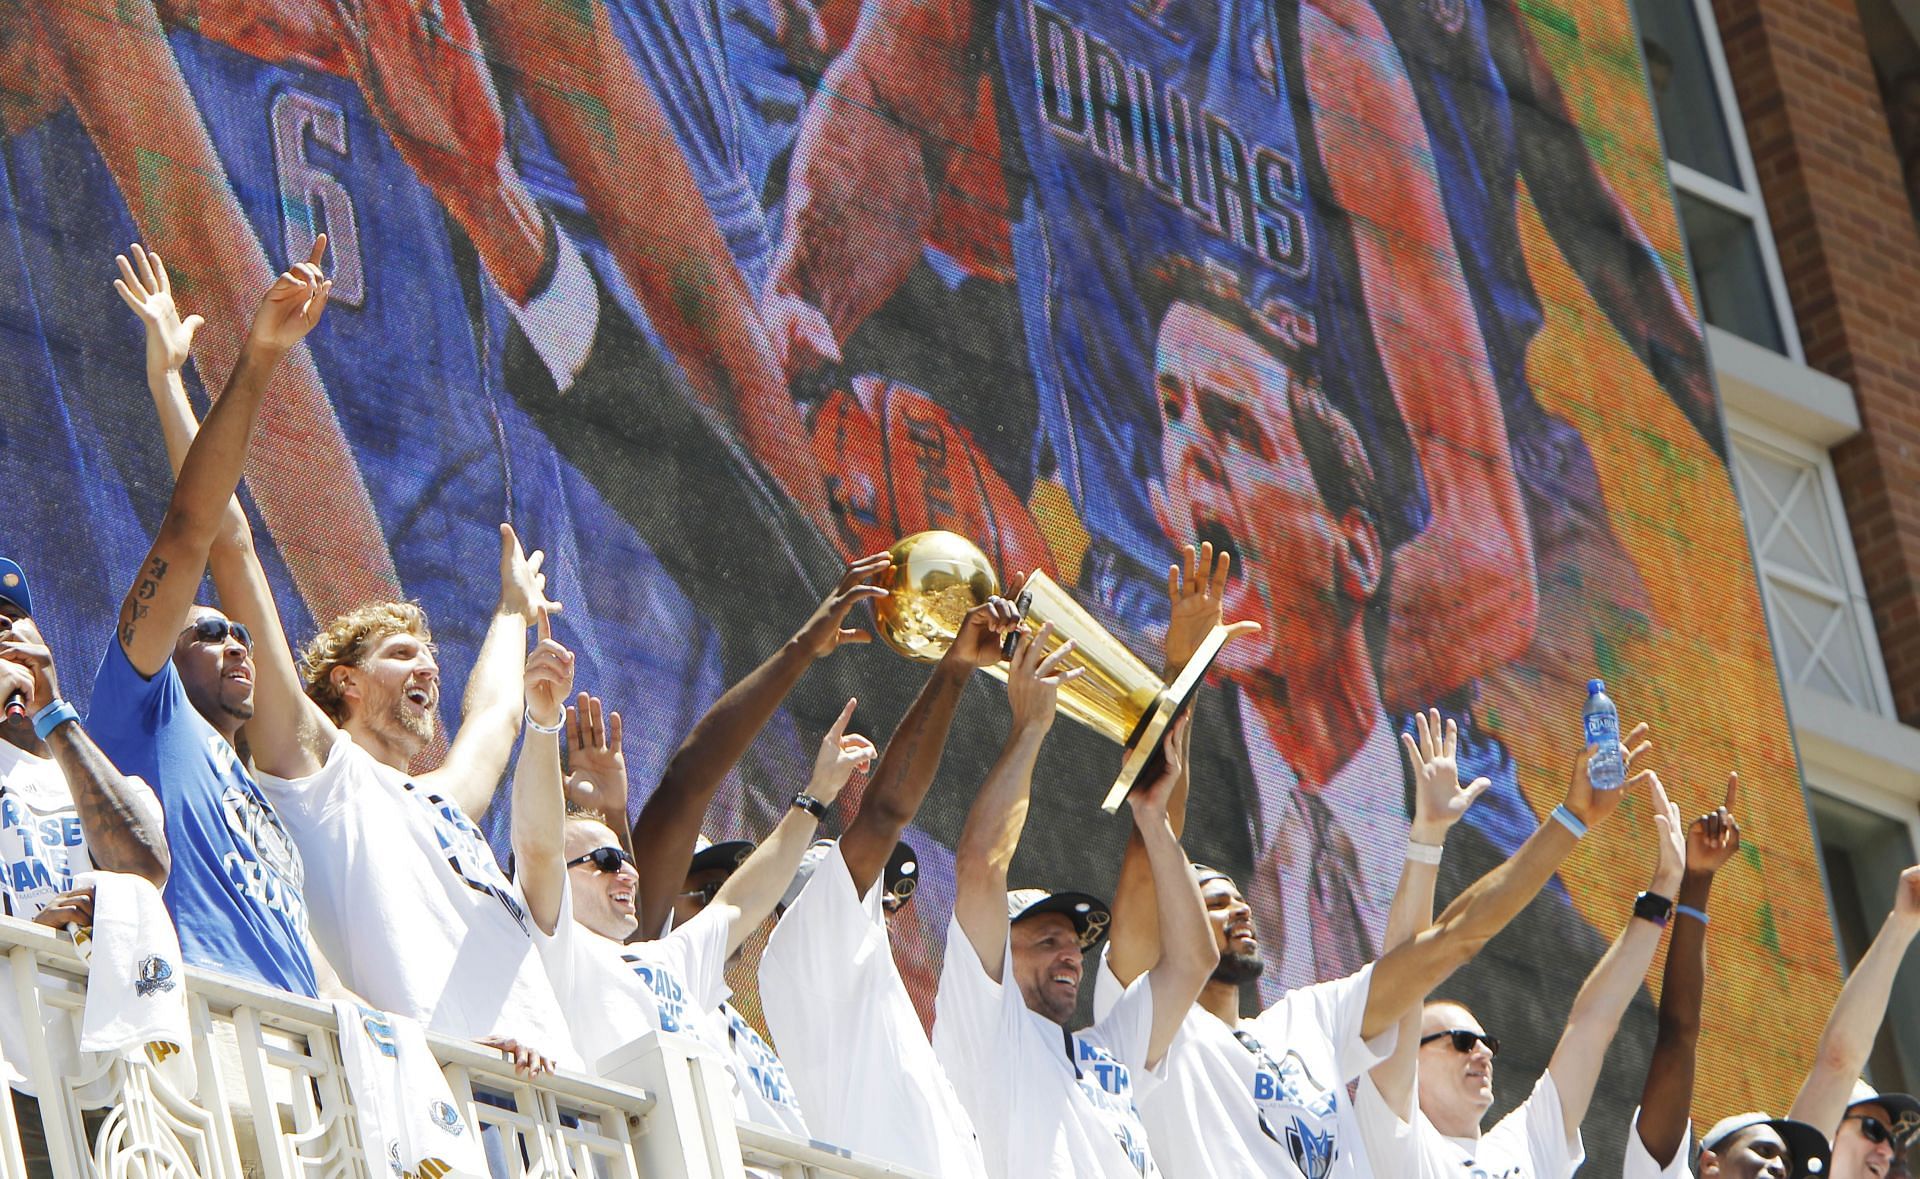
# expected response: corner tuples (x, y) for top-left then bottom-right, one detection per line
(1100, 624), (1231, 813)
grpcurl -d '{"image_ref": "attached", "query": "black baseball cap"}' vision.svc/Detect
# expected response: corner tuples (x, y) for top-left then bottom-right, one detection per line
(688, 835), (754, 877)
(1007, 888), (1111, 949)
(0, 559), (30, 617)
(1701, 1112), (1830, 1177)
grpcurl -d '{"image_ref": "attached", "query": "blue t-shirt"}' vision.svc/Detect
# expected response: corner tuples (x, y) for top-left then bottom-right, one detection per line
(87, 640), (317, 997)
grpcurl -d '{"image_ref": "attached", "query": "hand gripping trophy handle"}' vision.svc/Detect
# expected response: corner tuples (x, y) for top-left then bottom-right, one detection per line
(872, 531), (1230, 812)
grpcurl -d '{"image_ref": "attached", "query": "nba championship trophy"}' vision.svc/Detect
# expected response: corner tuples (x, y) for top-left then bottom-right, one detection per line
(872, 531), (1230, 812)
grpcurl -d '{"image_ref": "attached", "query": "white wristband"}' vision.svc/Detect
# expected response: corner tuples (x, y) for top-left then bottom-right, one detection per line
(1406, 840), (1444, 866)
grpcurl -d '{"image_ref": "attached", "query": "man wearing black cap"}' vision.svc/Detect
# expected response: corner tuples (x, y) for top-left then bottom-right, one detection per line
(1699, 1113), (1833, 1178)
(1787, 863), (1920, 1179)
(0, 560), (168, 921)
(934, 625), (1217, 1177)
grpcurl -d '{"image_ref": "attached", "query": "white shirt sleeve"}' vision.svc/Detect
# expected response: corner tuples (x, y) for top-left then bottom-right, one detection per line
(1354, 1065), (1421, 1177)
(1621, 1107), (1694, 1179)
(931, 913), (1016, 1127)
(255, 727), (355, 827)
(757, 845), (876, 1081)
(661, 904), (735, 1012)
(1500, 1069), (1586, 1177)
(1086, 959), (1162, 1086)
(1258, 961), (1398, 1080)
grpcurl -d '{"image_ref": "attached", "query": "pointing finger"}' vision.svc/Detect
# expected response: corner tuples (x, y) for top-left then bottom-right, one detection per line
(1723, 771), (1739, 812)
(306, 231), (329, 269)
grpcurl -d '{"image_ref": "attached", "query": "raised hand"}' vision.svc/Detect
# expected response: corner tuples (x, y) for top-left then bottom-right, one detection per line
(0, 614), (59, 712)
(942, 585), (1026, 671)
(807, 697), (877, 804)
(794, 552), (891, 657)
(1646, 772), (1686, 897)
(1894, 864), (1920, 928)
(1164, 541), (1260, 674)
(1563, 720), (1653, 829)
(1005, 622), (1083, 735)
(1400, 708), (1491, 843)
(498, 523), (561, 623)
(524, 611), (575, 730)
(113, 244), (203, 375)
(248, 235), (332, 353)
(1685, 773), (1742, 877)
(564, 692), (628, 826)
(1128, 713), (1192, 828)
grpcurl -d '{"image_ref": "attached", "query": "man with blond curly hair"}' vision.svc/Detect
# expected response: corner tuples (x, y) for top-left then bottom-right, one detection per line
(127, 242), (575, 1069)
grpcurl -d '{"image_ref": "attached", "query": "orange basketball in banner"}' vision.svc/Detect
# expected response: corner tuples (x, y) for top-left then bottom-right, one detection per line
(810, 377), (1056, 582)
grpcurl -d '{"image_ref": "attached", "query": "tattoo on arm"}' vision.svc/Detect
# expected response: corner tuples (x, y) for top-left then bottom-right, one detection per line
(47, 723), (170, 886)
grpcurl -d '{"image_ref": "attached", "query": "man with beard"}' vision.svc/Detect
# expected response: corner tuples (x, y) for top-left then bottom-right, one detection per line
(85, 242), (330, 996)
(121, 242), (574, 1064)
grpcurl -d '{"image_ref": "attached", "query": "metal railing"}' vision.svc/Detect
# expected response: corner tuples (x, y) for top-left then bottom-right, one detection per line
(0, 920), (930, 1179)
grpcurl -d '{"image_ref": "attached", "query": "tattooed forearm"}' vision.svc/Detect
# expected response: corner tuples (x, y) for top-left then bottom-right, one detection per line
(46, 721), (170, 887)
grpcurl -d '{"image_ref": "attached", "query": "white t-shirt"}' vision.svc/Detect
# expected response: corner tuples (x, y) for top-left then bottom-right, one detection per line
(1622, 1107), (1693, 1179)
(536, 876), (808, 1135)
(932, 914), (1161, 1178)
(758, 843), (984, 1177)
(1094, 950), (1394, 1178)
(1356, 1065), (1585, 1178)
(0, 740), (94, 918)
(258, 730), (576, 1068)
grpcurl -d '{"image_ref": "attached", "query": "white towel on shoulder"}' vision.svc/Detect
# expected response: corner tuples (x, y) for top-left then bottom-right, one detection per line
(334, 1001), (489, 1178)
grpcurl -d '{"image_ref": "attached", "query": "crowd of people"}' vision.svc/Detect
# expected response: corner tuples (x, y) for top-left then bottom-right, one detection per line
(1, 243), (1916, 1179)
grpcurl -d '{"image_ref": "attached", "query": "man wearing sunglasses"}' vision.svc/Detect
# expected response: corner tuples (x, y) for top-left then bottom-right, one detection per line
(0, 560), (169, 924)
(1356, 757), (1684, 1178)
(521, 695), (875, 1138)
(86, 242), (331, 997)
(1786, 864), (1920, 1179)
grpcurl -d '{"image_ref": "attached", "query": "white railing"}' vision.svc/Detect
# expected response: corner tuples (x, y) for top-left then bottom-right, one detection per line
(0, 920), (930, 1179)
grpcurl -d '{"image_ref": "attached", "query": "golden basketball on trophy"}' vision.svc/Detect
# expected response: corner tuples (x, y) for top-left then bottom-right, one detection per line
(872, 530), (1230, 811)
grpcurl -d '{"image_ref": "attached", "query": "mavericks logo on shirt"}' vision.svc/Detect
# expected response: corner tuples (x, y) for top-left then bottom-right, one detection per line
(219, 782), (308, 933)
(1245, 1041), (1343, 1178)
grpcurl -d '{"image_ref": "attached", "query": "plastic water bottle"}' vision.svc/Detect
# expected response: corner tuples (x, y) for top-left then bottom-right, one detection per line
(1583, 680), (1625, 791)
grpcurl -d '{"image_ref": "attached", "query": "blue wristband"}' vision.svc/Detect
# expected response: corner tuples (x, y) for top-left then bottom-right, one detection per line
(1549, 803), (1588, 840)
(31, 700), (79, 742)
(1676, 904), (1711, 926)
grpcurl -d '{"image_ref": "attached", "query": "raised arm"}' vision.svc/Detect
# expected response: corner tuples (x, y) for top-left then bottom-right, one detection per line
(1637, 775), (1741, 1166)
(840, 593), (1020, 894)
(0, 620), (168, 887)
(1483, 0), (1720, 454)
(765, 0), (986, 371)
(952, 627), (1082, 976)
(630, 554), (888, 937)
(1789, 864), (1920, 1137)
(1546, 772), (1685, 1130)
(1109, 543), (1258, 985)
(1300, 0), (1536, 707)
(563, 693), (630, 854)
(512, 611), (576, 937)
(415, 525), (558, 817)
(708, 699), (875, 956)
(1126, 717), (1218, 1067)
(115, 240), (331, 678)
(115, 244), (338, 778)
(1368, 710), (1495, 1116)
(1360, 724), (1653, 1040)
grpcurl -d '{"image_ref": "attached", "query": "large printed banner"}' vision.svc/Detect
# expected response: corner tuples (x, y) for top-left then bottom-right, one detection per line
(1, 0), (1839, 1168)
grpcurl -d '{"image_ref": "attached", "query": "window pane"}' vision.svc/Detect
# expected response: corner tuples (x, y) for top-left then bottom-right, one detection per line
(1632, 0), (1744, 187)
(1677, 192), (1787, 352)
(1810, 790), (1920, 1100)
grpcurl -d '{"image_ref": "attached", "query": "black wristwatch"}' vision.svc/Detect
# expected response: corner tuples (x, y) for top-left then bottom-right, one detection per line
(1633, 891), (1674, 927)
(791, 792), (830, 820)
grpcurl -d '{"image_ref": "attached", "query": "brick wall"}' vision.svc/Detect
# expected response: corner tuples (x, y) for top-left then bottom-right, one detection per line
(1712, 0), (1920, 723)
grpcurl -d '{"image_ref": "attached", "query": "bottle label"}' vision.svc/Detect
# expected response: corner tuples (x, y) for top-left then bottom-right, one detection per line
(1583, 712), (1619, 746)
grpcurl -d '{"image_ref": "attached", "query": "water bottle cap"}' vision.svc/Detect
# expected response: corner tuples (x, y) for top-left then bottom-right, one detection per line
(1587, 679), (1605, 695)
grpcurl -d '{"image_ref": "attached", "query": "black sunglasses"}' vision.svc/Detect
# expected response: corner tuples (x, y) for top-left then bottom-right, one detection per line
(1845, 1114), (1906, 1148)
(566, 847), (634, 874)
(679, 880), (725, 905)
(184, 617), (252, 649)
(1421, 1029), (1501, 1057)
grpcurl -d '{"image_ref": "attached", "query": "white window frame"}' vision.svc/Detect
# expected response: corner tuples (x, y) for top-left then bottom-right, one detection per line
(1661, 0), (1806, 361)
(1728, 409), (1896, 717)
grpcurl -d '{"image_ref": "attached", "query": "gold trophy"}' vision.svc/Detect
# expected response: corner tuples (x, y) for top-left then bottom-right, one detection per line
(872, 531), (1230, 812)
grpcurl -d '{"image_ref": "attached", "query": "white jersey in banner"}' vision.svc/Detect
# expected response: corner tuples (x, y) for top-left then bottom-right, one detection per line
(0, 739), (95, 918)
(931, 915), (1160, 1179)
(536, 876), (808, 1135)
(1356, 1066), (1586, 1179)
(759, 842), (985, 1177)
(259, 730), (576, 1067)
(1093, 951), (1394, 1178)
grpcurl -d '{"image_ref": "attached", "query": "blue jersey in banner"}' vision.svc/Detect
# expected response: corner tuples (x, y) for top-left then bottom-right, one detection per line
(993, 0), (1426, 627)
